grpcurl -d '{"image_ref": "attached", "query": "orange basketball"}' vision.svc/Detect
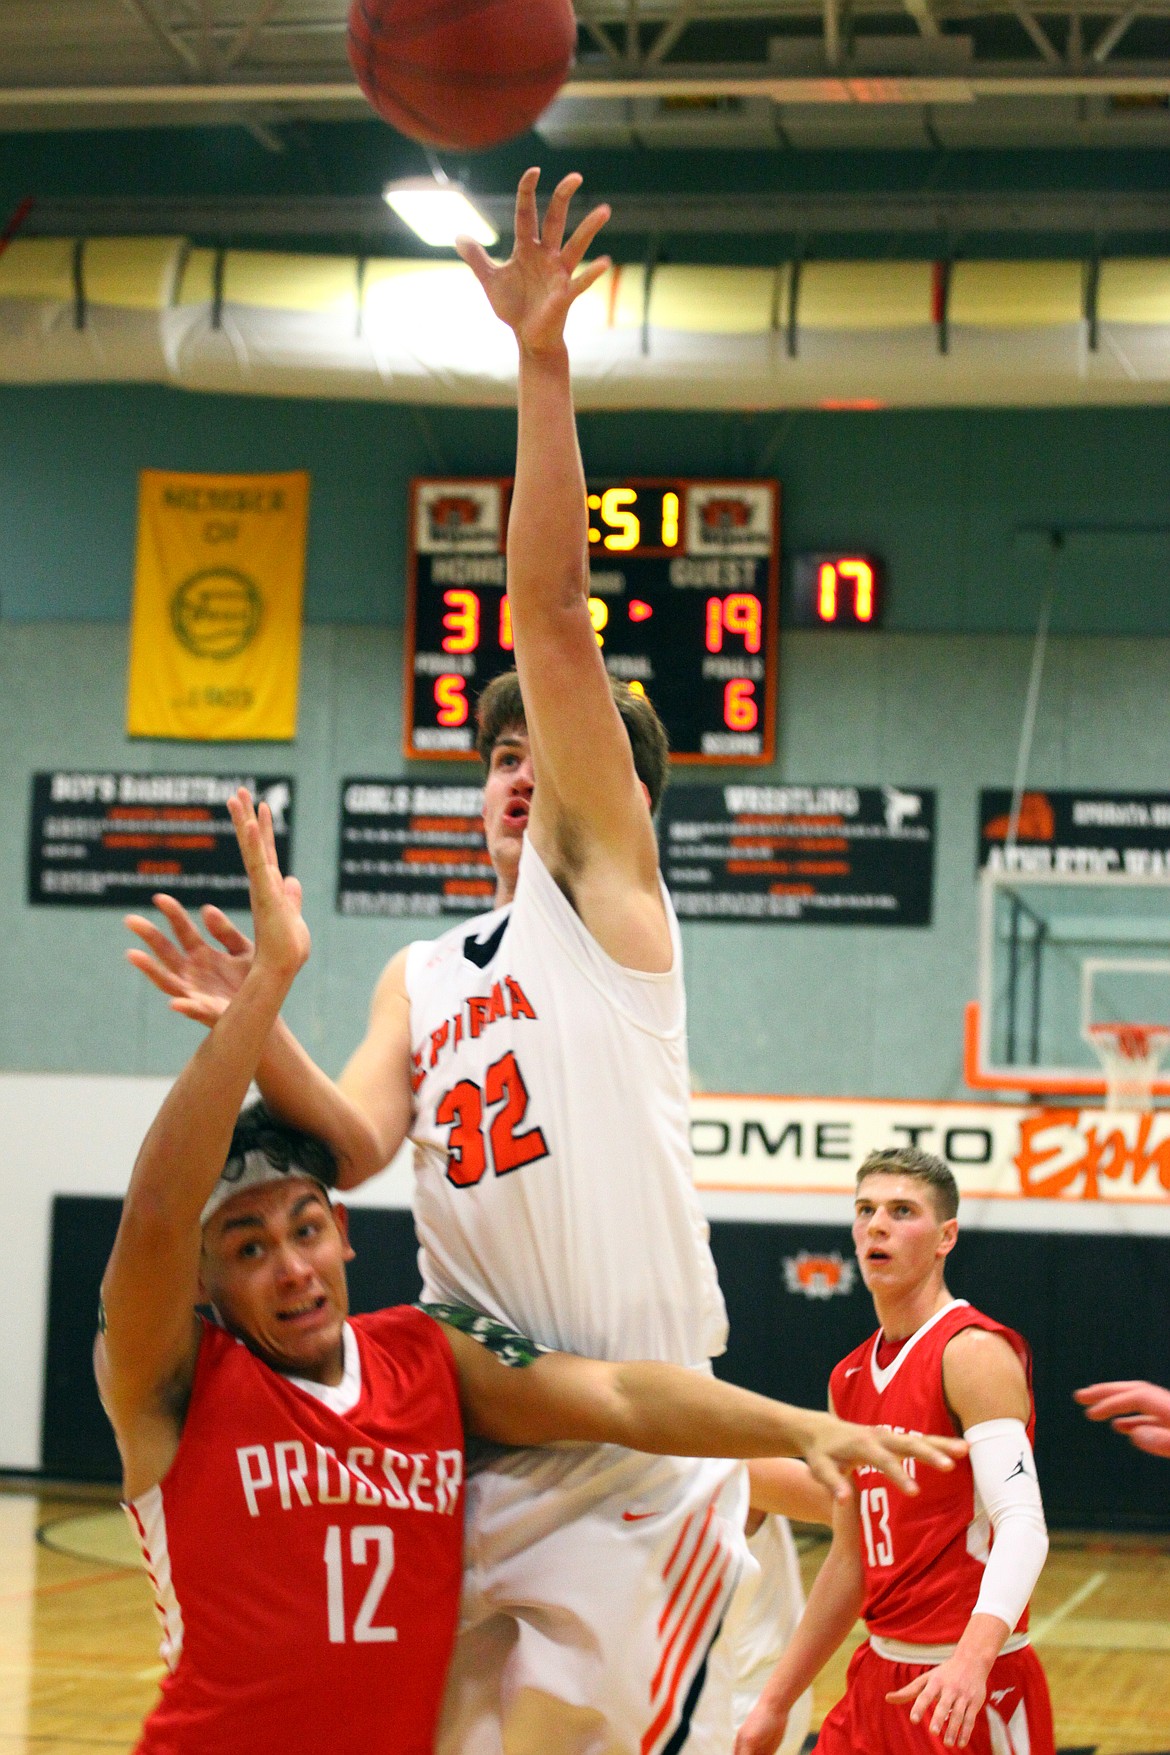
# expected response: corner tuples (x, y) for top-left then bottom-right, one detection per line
(348, 0), (577, 151)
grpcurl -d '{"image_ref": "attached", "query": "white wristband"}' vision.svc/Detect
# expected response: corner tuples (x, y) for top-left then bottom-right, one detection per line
(966, 1418), (1049, 1633)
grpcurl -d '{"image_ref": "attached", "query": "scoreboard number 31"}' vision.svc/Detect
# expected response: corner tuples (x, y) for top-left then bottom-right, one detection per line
(405, 478), (781, 765)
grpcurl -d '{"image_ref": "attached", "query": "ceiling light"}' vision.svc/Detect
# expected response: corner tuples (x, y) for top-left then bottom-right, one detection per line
(382, 178), (498, 249)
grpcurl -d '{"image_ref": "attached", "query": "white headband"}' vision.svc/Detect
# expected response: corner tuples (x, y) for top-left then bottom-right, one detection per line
(201, 1148), (333, 1226)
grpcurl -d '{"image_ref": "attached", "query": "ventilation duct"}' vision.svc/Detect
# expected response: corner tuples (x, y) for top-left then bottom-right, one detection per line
(1, 238), (1169, 409)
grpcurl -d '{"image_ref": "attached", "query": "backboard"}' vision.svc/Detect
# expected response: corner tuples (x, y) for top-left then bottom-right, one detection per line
(966, 867), (1170, 1099)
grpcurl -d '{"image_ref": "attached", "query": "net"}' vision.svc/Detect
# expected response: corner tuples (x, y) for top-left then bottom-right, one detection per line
(1085, 1022), (1170, 1111)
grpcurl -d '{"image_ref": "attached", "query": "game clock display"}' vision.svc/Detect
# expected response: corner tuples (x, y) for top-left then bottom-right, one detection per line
(404, 477), (780, 764)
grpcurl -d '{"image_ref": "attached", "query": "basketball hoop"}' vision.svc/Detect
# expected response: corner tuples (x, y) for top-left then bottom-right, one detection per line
(1085, 1022), (1170, 1111)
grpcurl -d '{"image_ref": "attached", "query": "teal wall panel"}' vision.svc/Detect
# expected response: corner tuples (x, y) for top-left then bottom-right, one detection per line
(3, 386), (1170, 1096)
(4, 387), (1170, 631)
(4, 615), (1170, 1097)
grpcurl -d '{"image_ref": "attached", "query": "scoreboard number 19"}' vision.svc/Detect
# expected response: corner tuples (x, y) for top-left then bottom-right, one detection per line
(404, 478), (780, 765)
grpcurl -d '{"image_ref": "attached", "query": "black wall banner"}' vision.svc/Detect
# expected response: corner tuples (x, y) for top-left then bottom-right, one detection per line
(45, 1194), (1170, 1530)
(27, 771), (293, 909)
(979, 788), (1170, 874)
(660, 783), (935, 924)
(337, 779), (491, 918)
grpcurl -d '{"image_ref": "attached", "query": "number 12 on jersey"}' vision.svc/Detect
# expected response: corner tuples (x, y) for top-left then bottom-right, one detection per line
(324, 1525), (397, 1644)
(859, 1486), (894, 1568)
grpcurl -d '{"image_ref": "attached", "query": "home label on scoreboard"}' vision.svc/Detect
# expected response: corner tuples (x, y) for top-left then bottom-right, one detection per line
(404, 478), (780, 764)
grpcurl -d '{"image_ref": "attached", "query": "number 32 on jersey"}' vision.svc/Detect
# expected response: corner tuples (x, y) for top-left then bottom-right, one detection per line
(436, 1049), (549, 1188)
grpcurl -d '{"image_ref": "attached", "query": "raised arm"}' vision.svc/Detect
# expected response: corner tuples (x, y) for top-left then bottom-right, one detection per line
(125, 900), (412, 1190)
(97, 790), (309, 1496)
(458, 170), (670, 969)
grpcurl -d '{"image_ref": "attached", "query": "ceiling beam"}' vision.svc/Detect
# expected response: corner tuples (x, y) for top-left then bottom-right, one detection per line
(646, 2), (701, 66)
(117, 0), (202, 76)
(1009, 3), (1064, 63)
(221, 0), (285, 72)
(1092, 3), (1143, 60)
(5, 66), (1170, 110)
(902, 0), (944, 40)
(21, 188), (1170, 239)
(824, 0), (843, 65)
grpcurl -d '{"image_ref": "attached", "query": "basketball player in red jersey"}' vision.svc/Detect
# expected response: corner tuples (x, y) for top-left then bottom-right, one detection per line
(121, 169), (773, 1755)
(102, 799), (966, 1755)
(736, 1147), (1054, 1755)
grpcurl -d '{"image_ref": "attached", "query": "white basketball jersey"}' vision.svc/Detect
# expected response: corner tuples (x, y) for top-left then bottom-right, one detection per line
(405, 835), (727, 1365)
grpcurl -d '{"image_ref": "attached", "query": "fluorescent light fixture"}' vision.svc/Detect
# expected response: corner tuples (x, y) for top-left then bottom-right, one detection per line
(383, 178), (498, 249)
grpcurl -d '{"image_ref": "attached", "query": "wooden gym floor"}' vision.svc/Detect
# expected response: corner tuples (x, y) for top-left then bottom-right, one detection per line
(2, 1484), (1170, 1753)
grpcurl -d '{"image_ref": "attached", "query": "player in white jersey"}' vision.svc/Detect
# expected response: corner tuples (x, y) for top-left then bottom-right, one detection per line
(122, 169), (935, 1755)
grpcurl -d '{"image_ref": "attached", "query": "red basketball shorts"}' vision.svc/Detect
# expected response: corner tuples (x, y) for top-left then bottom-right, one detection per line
(815, 1639), (1054, 1755)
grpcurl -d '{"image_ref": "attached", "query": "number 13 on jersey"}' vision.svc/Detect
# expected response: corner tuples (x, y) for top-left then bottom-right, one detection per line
(859, 1485), (894, 1568)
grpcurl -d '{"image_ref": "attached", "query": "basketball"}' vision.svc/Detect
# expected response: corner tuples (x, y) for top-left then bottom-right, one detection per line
(347, 0), (577, 151)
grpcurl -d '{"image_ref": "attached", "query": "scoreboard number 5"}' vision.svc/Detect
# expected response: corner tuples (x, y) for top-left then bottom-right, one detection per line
(859, 1486), (894, 1568)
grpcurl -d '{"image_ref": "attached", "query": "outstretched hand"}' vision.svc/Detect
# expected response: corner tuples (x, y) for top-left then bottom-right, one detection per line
(456, 167), (611, 355)
(1075, 1379), (1170, 1457)
(125, 894), (254, 1028)
(802, 1413), (967, 1503)
(887, 1648), (989, 1749)
(227, 787), (310, 980)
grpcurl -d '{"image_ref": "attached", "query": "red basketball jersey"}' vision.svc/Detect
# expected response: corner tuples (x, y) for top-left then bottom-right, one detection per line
(127, 1307), (465, 1755)
(829, 1299), (1035, 1645)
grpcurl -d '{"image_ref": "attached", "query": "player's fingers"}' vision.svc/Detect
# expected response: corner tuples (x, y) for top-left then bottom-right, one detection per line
(170, 995), (228, 1024)
(865, 1441), (921, 1495)
(568, 255), (612, 304)
(454, 236), (496, 282)
(1126, 1423), (1170, 1457)
(201, 905), (253, 954)
(125, 948), (186, 997)
(1076, 1379), (1139, 1402)
(257, 801), (279, 868)
(284, 874), (303, 909)
(514, 166), (541, 243)
(562, 202), (611, 271)
(124, 914), (184, 969)
(541, 170), (583, 250)
(953, 1697), (979, 1748)
(151, 892), (207, 953)
(1082, 1389), (1149, 1422)
(928, 1691), (957, 1737)
(886, 1676), (929, 1704)
(807, 1452), (851, 1503)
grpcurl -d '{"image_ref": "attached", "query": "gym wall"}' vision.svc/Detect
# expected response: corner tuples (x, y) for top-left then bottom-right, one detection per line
(3, 384), (1170, 1096)
(4, 383), (1170, 1494)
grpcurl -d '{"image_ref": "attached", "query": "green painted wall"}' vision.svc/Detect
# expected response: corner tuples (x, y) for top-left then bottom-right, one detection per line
(2, 385), (1170, 1094)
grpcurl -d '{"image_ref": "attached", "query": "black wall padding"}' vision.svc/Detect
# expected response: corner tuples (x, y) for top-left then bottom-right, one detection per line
(43, 1197), (1170, 1529)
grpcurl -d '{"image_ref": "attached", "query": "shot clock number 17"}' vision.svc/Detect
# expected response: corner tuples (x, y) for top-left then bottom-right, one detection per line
(404, 478), (780, 764)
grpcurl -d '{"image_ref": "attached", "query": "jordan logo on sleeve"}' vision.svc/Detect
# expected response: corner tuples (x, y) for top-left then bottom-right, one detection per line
(1005, 1453), (1031, 1482)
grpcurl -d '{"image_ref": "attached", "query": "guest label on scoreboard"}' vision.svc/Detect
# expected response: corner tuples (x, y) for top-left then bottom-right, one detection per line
(404, 477), (780, 765)
(661, 784), (935, 924)
(27, 770), (293, 908)
(336, 778), (492, 918)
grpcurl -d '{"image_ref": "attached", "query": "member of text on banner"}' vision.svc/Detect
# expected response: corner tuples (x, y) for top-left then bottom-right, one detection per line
(126, 470), (309, 741)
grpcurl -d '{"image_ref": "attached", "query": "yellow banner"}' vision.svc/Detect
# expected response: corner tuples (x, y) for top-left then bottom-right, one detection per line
(126, 470), (309, 741)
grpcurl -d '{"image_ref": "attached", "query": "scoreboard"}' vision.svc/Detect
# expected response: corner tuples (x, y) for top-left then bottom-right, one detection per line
(404, 477), (780, 764)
